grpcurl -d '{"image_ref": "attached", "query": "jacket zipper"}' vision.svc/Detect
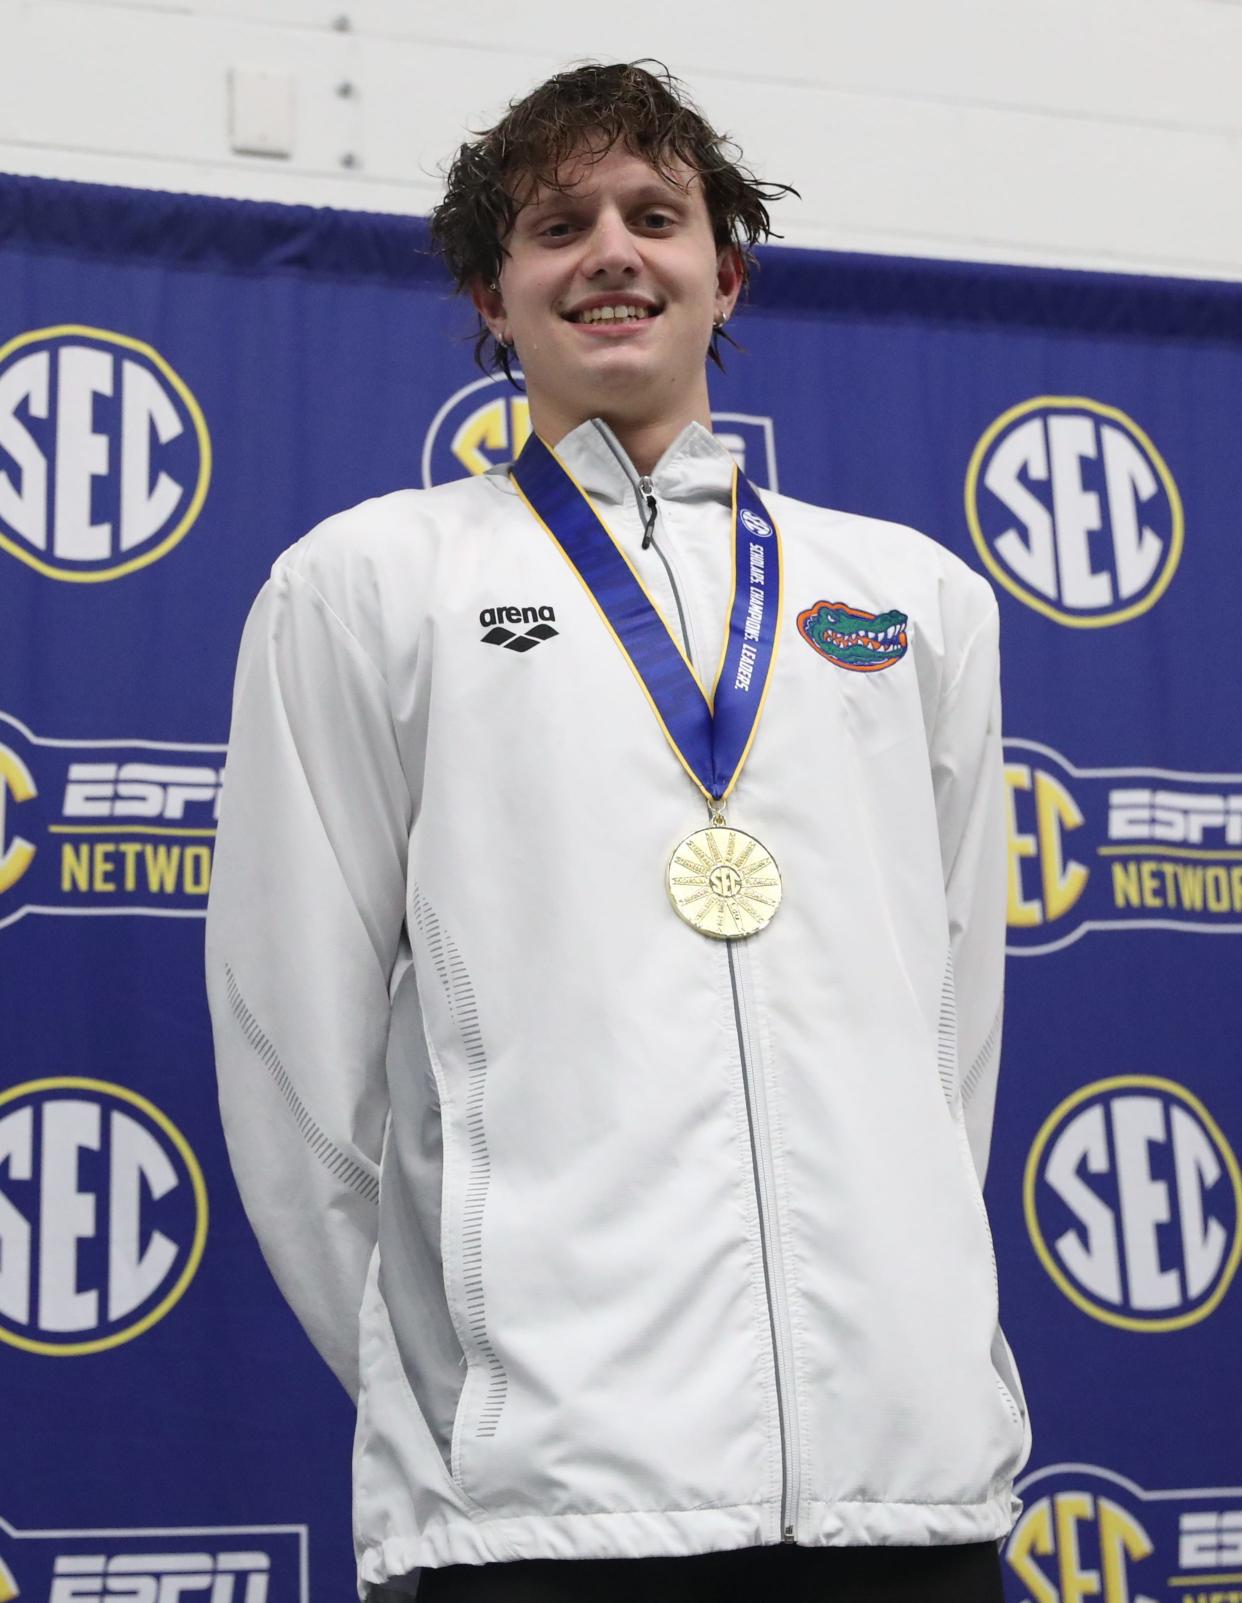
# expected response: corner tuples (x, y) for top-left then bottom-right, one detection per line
(637, 476), (694, 652)
(728, 939), (801, 1541)
(635, 475), (800, 1545)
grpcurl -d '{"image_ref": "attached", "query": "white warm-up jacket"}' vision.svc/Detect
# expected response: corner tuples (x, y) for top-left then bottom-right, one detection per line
(205, 417), (1031, 1598)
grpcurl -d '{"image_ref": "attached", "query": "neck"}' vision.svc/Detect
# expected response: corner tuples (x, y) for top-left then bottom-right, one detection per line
(531, 391), (713, 477)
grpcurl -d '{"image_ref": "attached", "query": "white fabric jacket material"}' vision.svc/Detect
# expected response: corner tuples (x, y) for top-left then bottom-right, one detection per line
(205, 419), (1031, 1597)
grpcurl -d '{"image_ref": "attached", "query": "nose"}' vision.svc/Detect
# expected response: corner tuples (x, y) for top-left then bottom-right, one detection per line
(580, 206), (642, 280)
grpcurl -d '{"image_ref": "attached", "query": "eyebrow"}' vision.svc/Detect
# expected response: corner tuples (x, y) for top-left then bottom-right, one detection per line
(519, 181), (690, 222)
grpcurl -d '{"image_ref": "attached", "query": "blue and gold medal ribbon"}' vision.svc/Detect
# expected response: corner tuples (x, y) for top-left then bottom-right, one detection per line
(510, 433), (782, 806)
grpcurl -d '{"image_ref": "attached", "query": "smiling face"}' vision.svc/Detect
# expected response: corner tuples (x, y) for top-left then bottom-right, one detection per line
(471, 141), (742, 457)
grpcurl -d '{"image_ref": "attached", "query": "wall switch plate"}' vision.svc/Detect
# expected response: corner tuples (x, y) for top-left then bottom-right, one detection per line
(228, 67), (294, 159)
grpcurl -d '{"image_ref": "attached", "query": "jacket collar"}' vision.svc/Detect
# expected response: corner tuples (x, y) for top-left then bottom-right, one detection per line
(546, 417), (736, 511)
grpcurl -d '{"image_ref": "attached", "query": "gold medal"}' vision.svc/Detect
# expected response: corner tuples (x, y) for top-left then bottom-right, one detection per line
(666, 824), (782, 940)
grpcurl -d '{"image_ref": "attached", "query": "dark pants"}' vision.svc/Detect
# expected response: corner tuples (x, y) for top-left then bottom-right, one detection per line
(411, 1540), (1006, 1601)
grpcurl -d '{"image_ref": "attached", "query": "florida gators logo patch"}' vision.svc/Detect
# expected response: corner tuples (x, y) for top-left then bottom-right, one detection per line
(797, 600), (909, 672)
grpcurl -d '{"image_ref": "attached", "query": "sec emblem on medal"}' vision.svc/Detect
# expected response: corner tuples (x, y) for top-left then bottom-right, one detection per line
(666, 824), (782, 938)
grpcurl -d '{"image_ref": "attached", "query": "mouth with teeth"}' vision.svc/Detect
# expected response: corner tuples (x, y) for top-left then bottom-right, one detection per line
(564, 302), (662, 329)
(796, 601), (910, 673)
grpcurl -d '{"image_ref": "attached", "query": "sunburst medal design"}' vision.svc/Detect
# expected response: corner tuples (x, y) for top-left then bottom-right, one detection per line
(666, 825), (782, 939)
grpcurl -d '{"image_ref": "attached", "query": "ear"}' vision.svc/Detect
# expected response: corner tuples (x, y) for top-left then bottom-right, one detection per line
(470, 275), (508, 345)
(714, 245), (744, 326)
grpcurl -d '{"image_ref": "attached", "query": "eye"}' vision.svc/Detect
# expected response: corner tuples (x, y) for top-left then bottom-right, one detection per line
(639, 210), (676, 231)
(536, 219), (577, 241)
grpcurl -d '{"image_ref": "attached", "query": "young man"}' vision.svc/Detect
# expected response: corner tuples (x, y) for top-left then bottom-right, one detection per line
(206, 61), (1029, 1603)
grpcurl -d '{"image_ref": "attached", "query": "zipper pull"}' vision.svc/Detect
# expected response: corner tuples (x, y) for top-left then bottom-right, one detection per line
(638, 476), (658, 549)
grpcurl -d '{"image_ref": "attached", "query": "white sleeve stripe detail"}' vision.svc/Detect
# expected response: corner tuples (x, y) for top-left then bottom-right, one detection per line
(962, 1003), (1003, 1109)
(411, 888), (508, 1434)
(224, 962), (380, 1206)
(936, 947), (959, 1106)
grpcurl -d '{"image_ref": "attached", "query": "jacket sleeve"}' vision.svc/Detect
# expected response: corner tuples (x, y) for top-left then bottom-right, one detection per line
(929, 587), (1007, 1192)
(205, 554), (411, 1399)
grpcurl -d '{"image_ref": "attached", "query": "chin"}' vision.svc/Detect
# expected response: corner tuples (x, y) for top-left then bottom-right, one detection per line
(541, 355), (639, 404)
(580, 349), (663, 390)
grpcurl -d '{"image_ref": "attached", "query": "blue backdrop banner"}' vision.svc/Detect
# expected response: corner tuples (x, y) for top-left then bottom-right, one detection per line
(2, 172), (1239, 1603)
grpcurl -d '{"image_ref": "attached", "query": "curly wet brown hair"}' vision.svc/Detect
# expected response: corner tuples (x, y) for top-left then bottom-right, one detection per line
(429, 60), (797, 381)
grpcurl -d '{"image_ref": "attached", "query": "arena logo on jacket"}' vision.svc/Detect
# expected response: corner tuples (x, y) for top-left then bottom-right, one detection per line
(421, 372), (779, 487)
(0, 325), (211, 582)
(1003, 738), (1242, 954)
(1024, 1076), (1240, 1333)
(965, 396), (1181, 628)
(0, 1513), (306, 1601)
(1005, 1463), (1242, 1603)
(0, 710), (223, 931)
(0, 1078), (207, 1355)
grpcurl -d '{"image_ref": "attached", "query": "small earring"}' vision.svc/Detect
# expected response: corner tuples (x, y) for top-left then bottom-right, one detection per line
(714, 314), (726, 330)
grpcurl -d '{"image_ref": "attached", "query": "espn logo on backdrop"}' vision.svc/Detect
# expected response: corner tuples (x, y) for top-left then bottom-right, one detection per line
(50, 1552), (271, 1601)
(0, 1514), (307, 1602)
(0, 324), (211, 581)
(1003, 739), (1242, 953)
(0, 710), (224, 930)
(1006, 1463), (1242, 1603)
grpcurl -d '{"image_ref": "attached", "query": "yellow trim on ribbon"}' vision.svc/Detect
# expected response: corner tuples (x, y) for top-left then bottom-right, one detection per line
(510, 465), (710, 803)
(709, 467), (741, 713)
(721, 509), (784, 807)
(509, 439), (782, 814)
(510, 437), (786, 810)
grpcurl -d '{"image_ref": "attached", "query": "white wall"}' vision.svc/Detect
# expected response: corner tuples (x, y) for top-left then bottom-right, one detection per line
(0, 0), (1238, 280)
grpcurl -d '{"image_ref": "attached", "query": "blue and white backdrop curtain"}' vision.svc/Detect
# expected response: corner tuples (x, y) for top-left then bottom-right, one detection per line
(1, 173), (1240, 1603)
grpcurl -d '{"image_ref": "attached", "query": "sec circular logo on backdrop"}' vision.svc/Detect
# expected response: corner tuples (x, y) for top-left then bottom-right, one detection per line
(1025, 1075), (1241, 1331)
(422, 372), (531, 487)
(0, 1077), (208, 1354)
(965, 396), (1182, 627)
(0, 324), (211, 582)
